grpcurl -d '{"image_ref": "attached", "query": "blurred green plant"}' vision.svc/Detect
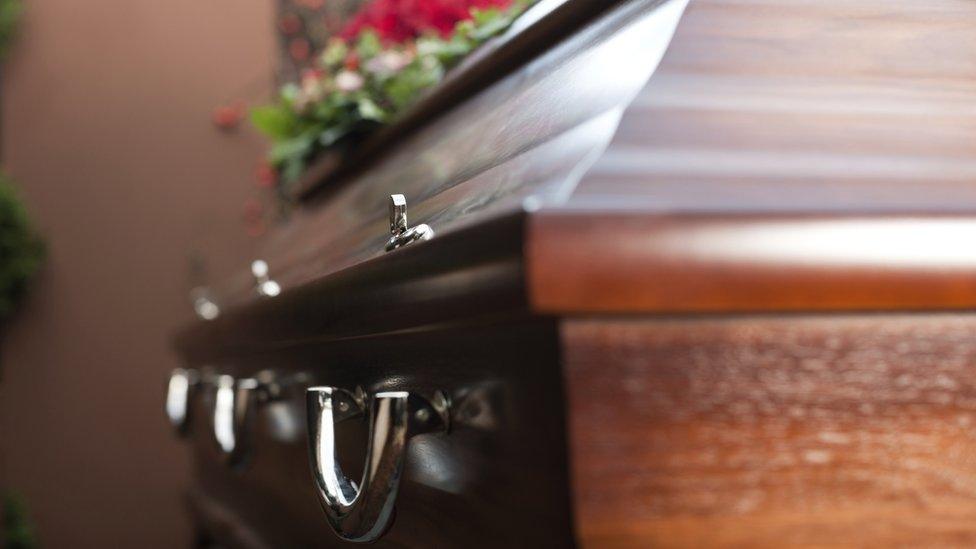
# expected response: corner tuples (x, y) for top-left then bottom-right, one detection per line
(0, 0), (22, 59)
(2, 491), (37, 549)
(0, 176), (43, 322)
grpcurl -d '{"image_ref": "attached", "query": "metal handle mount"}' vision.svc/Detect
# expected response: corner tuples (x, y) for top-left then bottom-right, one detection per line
(306, 387), (448, 542)
(212, 372), (298, 467)
(166, 368), (200, 435)
(385, 194), (433, 252)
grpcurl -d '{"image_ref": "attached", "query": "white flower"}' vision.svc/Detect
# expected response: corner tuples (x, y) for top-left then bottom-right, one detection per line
(365, 50), (413, 77)
(290, 70), (329, 113)
(335, 70), (365, 92)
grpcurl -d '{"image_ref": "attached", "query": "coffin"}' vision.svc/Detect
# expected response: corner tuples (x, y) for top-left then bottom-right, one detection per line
(170, 0), (976, 546)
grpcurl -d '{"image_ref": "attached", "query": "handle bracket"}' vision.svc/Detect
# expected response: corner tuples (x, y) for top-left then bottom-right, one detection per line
(306, 387), (448, 542)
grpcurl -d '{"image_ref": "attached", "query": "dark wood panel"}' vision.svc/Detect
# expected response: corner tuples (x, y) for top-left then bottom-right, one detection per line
(174, 212), (527, 358)
(528, 210), (976, 313)
(183, 317), (573, 548)
(206, 0), (686, 311)
(563, 314), (976, 548)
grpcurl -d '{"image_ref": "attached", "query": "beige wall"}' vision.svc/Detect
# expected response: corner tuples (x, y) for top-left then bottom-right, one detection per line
(0, 0), (275, 546)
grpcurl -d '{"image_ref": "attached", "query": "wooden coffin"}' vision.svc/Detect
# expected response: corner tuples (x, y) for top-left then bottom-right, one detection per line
(170, 0), (976, 547)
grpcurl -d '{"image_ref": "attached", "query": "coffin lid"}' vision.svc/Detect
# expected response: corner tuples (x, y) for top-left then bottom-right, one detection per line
(176, 0), (976, 354)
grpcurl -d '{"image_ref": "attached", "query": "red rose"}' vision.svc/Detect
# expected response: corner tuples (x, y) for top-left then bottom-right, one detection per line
(340, 0), (514, 43)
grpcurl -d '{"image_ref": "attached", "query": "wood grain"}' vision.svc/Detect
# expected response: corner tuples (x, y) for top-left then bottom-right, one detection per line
(564, 315), (976, 547)
(571, 0), (976, 212)
(205, 0), (685, 310)
(527, 211), (976, 313)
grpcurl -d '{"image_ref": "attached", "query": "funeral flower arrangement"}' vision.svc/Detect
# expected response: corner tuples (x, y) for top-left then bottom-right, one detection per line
(252, 0), (533, 193)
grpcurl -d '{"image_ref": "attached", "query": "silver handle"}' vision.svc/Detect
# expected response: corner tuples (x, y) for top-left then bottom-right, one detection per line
(166, 368), (199, 435)
(306, 387), (448, 543)
(384, 194), (433, 252)
(212, 375), (259, 467)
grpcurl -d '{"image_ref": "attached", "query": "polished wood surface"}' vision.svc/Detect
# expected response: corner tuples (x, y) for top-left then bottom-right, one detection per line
(572, 0), (976, 212)
(564, 314), (976, 548)
(528, 211), (976, 313)
(203, 0), (686, 311)
(525, 0), (976, 314)
(174, 1), (976, 547)
(207, 0), (976, 314)
(175, 213), (526, 356)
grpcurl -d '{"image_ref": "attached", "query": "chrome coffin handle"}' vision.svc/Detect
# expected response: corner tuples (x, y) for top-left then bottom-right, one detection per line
(306, 387), (448, 543)
(384, 194), (433, 252)
(166, 368), (200, 435)
(212, 375), (260, 467)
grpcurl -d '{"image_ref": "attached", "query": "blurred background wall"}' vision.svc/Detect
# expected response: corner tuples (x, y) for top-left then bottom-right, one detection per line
(0, 0), (275, 545)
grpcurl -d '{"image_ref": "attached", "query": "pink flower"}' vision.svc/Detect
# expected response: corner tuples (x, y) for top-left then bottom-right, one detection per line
(365, 50), (413, 76)
(335, 70), (365, 92)
(292, 69), (329, 112)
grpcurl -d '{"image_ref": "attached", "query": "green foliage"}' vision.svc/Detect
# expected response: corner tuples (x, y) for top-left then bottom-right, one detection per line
(252, 1), (533, 193)
(2, 492), (37, 549)
(0, 176), (43, 321)
(0, 0), (22, 59)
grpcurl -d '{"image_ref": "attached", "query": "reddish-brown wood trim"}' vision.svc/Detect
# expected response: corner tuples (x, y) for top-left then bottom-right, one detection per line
(562, 315), (976, 548)
(528, 209), (976, 313)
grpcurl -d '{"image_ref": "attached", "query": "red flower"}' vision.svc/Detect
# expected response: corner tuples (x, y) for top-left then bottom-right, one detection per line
(278, 13), (303, 36)
(289, 38), (311, 61)
(211, 100), (246, 131)
(255, 160), (278, 189)
(340, 0), (513, 43)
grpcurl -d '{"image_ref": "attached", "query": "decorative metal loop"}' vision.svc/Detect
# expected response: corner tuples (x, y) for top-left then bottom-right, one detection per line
(166, 368), (200, 435)
(212, 375), (260, 467)
(251, 260), (281, 297)
(385, 194), (433, 252)
(306, 387), (448, 542)
(189, 287), (220, 320)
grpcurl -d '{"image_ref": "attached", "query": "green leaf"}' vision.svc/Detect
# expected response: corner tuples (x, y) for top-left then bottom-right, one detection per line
(384, 61), (444, 109)
(250, 105), (299, 140)
(417, 35), (472, 63)
(280, 156), (306, 185)
(469, 8), (514, 41)
(268, 131), (316, 165)
(356, 97), (387, 122)
(279, 83), (301, 107)
(0, 177), (44, 321)
(356, 30), (382, 59)
(320, 39), (348, 68)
